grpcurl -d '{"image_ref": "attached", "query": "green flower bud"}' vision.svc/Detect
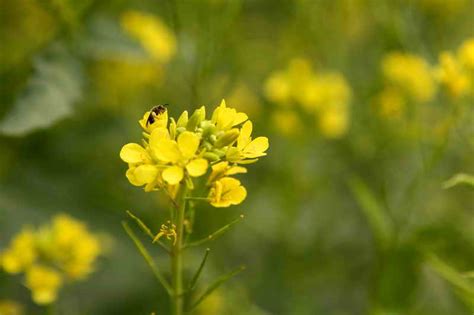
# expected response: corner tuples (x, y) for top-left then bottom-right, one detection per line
(187, 106), (206, 131)
(203, 152), (220, 161)
(177, 111), (189, 128)
(214, 128), (240, 148)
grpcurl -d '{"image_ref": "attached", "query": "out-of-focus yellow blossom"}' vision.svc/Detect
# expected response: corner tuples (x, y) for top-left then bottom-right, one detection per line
(435, 52), (470, 98)
(47, 215), (101, 280)
(25, 265), (62, 305)
(120, 100), (268, 209)
(0, 300), (23, 315)
(375, 88), (406, 118)
(300, 72), (352, 112)
(382, 52), (436, 102)
(121, 11), (177, 63)
(1, 229), (36, 274)
(264, 58), (352, 139)
(271, 109), (302, 136)
(1, 215), (101, 305)
(264, 71), (291, 104)
(318, 105), (349, 139)
(208, 177), (247, 207)
(458, 38), (474, 71)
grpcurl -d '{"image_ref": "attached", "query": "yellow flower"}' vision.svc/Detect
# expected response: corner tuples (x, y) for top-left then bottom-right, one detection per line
(208, 177), (247, 207)
(226, 121), (269, 164)
(0, 300), (23, 315)
(211, 100), (248, 131)
(435, 52), (470, 97)
(151, 131), (209, 185)
(1, 229), (36, 274)
(25, 265), (62, 305)
(318, 105), (349, 139)
(120, 142), (161, 191)
(139, 105), (169, 133)
(121, 11), (177, 63)
(382, 52), (436, 102)
(458, 38), (474, 71)
(207, 161), (247, 183)
(48, 215), (101, 280)
(264, 71), (291, 104)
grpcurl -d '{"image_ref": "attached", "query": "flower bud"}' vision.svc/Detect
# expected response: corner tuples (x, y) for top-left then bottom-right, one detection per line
(187, 106), (206, 131)
(214, 128), (240, 148)
(203, 152), (220, 161)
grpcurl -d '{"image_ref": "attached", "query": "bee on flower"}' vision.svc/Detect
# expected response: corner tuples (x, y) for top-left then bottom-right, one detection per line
(0, 215), (101, 305)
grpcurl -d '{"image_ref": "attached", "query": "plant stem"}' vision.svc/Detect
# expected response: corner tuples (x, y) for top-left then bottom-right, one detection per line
(171, 184), (187, 315)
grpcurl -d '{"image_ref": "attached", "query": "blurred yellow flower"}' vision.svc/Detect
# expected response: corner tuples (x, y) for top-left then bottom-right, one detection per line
(1, 215), (101, 305)
(264, 58), (352, 139)
(435, 52), (470, 98)
(382, 52), (436, 102)
(458, 38), (474, 71)
(208, 177), (247, 207)
(1, 229), (36, 274)
(0, 300), (23, 315)
(318, 105), (349, 139)
(121, 11), (177, 63)
(25, 265), (62, 305)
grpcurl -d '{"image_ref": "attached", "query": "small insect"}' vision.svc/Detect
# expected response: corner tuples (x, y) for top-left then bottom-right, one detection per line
(146, 104), (168, 126)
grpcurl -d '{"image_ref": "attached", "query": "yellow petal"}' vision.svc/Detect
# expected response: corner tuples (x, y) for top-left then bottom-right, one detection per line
(153, 139), (181, 163)
(186, 158), (208, 177)
(162, 166), (184, 185)
(177, 131), (200, 159)
(233, 112), (248, 126)
(226, 165), (247, 176)
(125, 167), (143, 186)
(225, 185), (247, 206)
(237, 121), (252, 149)
(243, 137), (269, 158)
(120, 143), (150, 164)
(134, 165), (159, 184)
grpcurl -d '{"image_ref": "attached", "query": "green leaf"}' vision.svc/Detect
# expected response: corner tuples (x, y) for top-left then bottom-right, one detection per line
(443, 173), (474, 189)
(0, 44), (83, 136)
(348, 177), (393, 248)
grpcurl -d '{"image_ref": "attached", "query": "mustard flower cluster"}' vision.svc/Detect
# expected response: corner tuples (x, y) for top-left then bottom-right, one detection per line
(120, 100), (269, 207)
(0, 215), (101, 305)
(264, 58), (352, 138)
(375, 38), (474, 118)
(435, 37), (474, 98)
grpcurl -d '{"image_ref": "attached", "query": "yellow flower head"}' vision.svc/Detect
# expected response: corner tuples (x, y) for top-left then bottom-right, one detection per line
(139, 105), (169, 133)
(458, 38), (474, 71)
(435, 51), (470, 98)
(1, 214), (101, 305)
(1, 228), (36, 274)
(208, 177), (247, 208)
(318, 105), (349, 139)
(120, 100), (269, 208)
(121, 11), (177, 63)
(382, 52), (436, 102)
(25, 265), (62, 305)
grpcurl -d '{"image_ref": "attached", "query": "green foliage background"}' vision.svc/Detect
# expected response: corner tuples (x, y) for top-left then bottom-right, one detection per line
(0, 0), (472, 314)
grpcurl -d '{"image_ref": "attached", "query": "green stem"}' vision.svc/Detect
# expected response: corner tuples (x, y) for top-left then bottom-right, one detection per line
(171, 184), (188, 315)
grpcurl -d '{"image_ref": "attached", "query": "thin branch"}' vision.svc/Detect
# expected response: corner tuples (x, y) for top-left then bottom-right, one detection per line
(187, 266), (246, 312)
(188, 248), (211, 291)
(122, 221), (173, 295)
(126, 210), (170, 254)
(183, 214), (244, 249)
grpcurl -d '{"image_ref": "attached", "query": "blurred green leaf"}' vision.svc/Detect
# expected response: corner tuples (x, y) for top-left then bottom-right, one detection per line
(348, 177), (394, 248)
(0, 44), (83, 136)
(443, 173), (474, 189)
(426, 253), (474, 308)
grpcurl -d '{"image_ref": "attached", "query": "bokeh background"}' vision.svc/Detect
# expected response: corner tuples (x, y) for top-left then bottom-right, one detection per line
(0, 0), (473, 314)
